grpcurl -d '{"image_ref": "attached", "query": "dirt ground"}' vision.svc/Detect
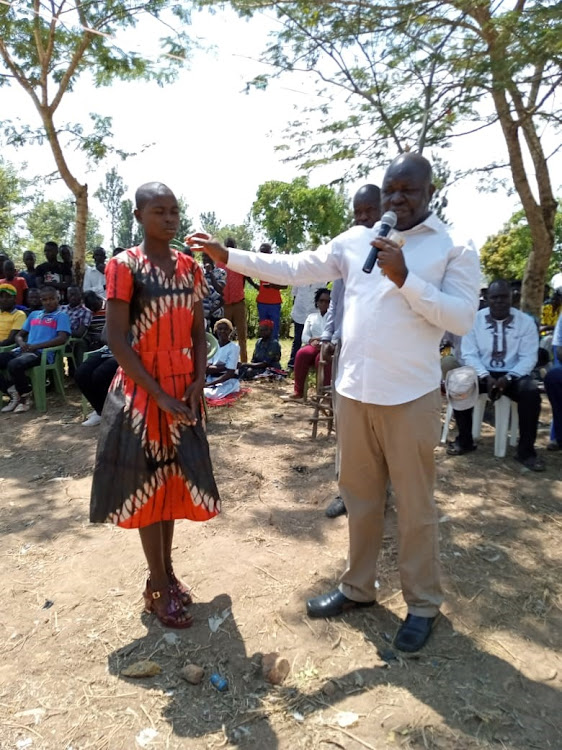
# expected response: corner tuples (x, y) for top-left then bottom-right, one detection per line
(1, 377), (561, 750)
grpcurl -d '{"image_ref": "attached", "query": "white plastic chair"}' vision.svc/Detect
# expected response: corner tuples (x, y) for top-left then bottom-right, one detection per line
(472, 394), (518, 458)
(441, 394), (518, 458)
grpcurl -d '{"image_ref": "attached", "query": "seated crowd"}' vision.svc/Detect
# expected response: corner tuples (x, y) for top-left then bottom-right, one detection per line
(2, 233), (562, 479)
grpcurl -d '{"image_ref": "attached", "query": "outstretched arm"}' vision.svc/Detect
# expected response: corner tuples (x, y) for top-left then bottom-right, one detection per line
(186, 234), (340, 286)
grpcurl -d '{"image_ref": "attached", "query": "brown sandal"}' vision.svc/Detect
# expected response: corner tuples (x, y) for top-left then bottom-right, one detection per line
(167, 567), (193, 607)
(143, 581), (193, 629)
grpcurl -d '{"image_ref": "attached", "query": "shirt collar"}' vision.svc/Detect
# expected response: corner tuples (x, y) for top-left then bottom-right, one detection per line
(402, 212), (444, 236)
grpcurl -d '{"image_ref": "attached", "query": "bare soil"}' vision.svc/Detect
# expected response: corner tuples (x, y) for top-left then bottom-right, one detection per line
(0, 379), (561, 750)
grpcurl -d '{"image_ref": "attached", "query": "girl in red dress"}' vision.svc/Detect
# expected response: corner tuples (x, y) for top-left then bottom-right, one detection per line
(90, 182), (220, 628)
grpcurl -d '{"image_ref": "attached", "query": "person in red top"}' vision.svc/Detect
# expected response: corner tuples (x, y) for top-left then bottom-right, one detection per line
(0, 259), (28, 306)
(255, 243), (287, 340)
(217, 237), (255, 362)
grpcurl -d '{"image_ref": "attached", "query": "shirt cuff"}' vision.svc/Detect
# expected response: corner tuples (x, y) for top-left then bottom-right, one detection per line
(397, 270), (426, 303)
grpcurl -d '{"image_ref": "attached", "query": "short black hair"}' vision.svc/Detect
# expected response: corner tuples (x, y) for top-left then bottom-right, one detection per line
(112, 247), (125, 257)
(135, 182), (175, 210)
(44, 241), (58, 252)
(84, 290), (103, 311)
(225, 237), (237, 248)
(314, 287), (331, 306)
(259, 242), (272, 253)
(39, 285), (58, 297)
(23, 250), (36, 260)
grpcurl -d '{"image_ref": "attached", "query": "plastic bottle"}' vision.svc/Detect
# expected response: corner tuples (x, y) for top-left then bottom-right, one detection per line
(210, 673), (228, 692)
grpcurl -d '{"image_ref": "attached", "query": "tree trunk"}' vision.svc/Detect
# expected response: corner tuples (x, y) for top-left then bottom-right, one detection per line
(74, 186), (88, 287)
(38, 107), (88, 281)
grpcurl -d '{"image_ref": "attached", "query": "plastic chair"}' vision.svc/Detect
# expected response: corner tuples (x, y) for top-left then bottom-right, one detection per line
(65, 336), (87, 375)
(29, 344), (66, 412)
(472, 394), (518, 458)
(440, 401), (455, 444)
(206, 332), (218, 359)
(442, 394), (518, 458)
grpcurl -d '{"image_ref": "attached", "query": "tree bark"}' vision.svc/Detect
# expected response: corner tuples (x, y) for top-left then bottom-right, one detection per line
(37, 107), (88, 281)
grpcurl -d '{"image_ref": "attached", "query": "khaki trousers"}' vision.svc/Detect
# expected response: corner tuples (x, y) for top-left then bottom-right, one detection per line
(223, 300), (248, 363)
(337, 390), (443, 617)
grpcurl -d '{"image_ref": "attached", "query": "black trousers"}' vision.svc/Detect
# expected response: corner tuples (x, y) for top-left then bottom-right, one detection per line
(454, 373), (541, 459)
(74, 353), (118, 415)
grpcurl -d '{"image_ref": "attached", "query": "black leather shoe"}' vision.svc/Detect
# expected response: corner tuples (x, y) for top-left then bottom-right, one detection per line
(394, 614), (437, 652)
(325, 496), (347, 518)
(307, 588), (375, 618)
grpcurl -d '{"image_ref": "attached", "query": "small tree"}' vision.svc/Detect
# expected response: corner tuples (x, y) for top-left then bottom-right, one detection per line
(176, 198), (193, 243)
(200, 211), (221, 236)
(216, 222), (255, 251)
(95, 168), (126, 248)
(0, 158), (27, 255)
(25, 198), (103, 256)
(116, 199), (142, 249)
(0, 1), (191, 283)
(251, 177), (349, 252)
(481, 208), (562, 284)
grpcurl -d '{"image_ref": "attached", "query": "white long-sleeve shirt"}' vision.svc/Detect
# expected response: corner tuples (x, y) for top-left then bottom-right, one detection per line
(226, 213), (480, 405)
(461, 307), (538, 378)
(302, 310), (327, 344)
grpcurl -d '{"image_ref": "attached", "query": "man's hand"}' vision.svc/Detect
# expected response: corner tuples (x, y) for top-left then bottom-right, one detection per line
(185, 233), (228, 265)
(372, 237), (408, 288)
(19, 342), (31, 353)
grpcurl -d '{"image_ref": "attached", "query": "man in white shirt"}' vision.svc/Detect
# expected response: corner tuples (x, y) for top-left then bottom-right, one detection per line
(83, 246), (107, 301)
(187, 153), (480, 652)
(448, 279), (543, 470)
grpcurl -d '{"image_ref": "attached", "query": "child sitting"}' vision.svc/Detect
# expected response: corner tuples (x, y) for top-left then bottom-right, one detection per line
(239, 319), (283, 380)
(0, 286), (71, 413)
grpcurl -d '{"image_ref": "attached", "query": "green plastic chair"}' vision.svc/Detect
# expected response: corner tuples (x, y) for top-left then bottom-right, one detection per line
(29, 344), (67, 412)
(65, 336), (87, 374)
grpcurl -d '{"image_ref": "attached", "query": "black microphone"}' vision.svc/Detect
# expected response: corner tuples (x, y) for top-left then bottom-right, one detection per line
(362, 211), (398, 274)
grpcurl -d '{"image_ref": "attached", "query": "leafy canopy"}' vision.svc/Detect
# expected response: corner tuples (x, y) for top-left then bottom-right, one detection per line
(481, 208), (562, 284)
(25, 199), (103, 256)
(251, 177), (349, 252)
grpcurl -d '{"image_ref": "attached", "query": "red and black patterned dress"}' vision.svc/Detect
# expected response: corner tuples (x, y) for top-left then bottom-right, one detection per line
(90, 247), (220, 528)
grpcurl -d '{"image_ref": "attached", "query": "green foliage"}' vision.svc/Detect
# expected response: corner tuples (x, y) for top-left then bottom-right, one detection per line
(251, 177), (349, 252)
(115, 199), (142, 249)
(213, 0), (561, 313)
(0, 1), (193, 270)
(0, 158), (26, 254)
(95, 168), (126, 247)
(176, 198), (193, 243)
(481, 208), (562, 283)
(215, 222), (255, 251)
(200, 211), (221, 236)
(25, 199), (103, 255)
(244, 285), (294, 339)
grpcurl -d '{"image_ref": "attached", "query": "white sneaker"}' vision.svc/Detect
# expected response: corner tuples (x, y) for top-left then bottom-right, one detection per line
(13, 395), (31, 413)
(1, 386), (20, 413)
(82, 412), (102, 426)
